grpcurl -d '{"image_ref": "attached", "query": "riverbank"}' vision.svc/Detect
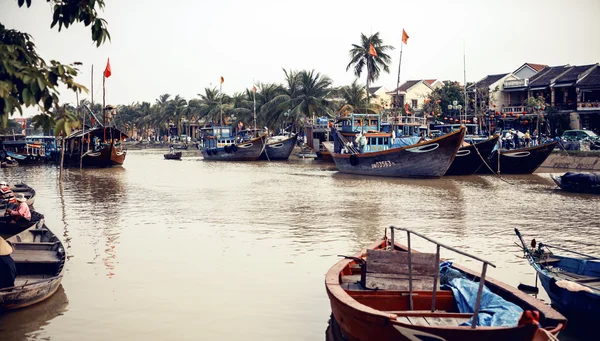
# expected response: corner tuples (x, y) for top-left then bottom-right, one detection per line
(539, 150), (600, 171)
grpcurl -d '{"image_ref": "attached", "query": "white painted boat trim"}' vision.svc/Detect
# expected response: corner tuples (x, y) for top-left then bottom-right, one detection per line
(406, 143), (439, 153)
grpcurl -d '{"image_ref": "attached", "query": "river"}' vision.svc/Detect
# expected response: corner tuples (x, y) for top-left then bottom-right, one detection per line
(1, 149), (598, 340)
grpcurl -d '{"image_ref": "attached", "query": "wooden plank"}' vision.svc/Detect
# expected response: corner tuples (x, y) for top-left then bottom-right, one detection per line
(367, 249), (437, 275)
(366, 274), (437, 291)
(341, 275), (361, 284)
(406, 317), (429, 326)
(396, 316), (411, 325)
(423, 317), (448, 327)
(12, 250), (61, 264)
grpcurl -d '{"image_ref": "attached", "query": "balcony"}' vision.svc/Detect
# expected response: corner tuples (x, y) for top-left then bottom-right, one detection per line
(578, 102), (600, 112)
(553, 103), (577, 111)
(503, 79), (529, 89)
(502, 106), (527, 114)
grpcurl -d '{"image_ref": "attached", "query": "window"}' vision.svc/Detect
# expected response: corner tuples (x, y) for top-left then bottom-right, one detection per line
(411, 99), (418, 108)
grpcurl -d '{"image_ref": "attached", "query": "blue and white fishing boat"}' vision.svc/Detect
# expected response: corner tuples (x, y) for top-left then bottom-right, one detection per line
(200, 126), (267, 161)
(515, 228), (600, 319)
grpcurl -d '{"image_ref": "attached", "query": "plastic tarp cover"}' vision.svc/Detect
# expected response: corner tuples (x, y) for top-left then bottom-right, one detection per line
(562, 172), (600, 186)
(440, 261), (524, 327)
(392, 136), (421, 148)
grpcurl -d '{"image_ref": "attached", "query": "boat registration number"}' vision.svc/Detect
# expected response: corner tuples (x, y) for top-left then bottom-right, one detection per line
(371, 160), (396, 169)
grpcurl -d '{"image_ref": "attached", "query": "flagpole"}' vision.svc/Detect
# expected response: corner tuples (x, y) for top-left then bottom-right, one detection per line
(463, 41), (467, 125)
(220, 81), (223, 126)
(88, 65), (93, 156)
(253, 81), (257, 132)
(395, 41), (404, 126)
(103, 73), (106, 142)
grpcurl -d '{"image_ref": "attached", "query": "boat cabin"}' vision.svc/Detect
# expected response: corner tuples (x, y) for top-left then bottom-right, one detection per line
(200, 126), (263, 149)
(0, 135), (48, 163)
(303, 117), (334, 153)
(64, 127), (127, 155)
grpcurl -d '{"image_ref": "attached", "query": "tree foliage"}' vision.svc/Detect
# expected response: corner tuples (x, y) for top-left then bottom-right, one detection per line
(0, 0), (110, 120)
(346, 32), (394, 101)
(426, 82), (465, 116)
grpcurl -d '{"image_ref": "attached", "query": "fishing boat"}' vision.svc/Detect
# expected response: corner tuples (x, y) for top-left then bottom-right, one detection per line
(0, 158), (18, 168)
(515, 228), (600, 320)
(164, 151), (182, 160)
(477, 142), (557, 175)
(259, 134), (298, 161)
(551, 172), (600, 194)
(0, 211), (44, 237)
(62, 126), (127, 168)
(0, 140), (46, 165)
(200, 126), (267, 161)
(331, 114), (465, 178)
(304, 117), (335, 162)
(445, 135), (500, 176)
(326, 227), (566, 341)
(0, 223), (66, 311)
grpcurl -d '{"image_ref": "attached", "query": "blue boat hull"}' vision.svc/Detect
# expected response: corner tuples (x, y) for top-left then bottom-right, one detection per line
(538, 271), (600, 317)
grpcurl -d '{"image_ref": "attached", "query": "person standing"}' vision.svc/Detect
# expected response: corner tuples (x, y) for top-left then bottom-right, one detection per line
(524, 130), (531, 147)
(0, 237), (17, 289)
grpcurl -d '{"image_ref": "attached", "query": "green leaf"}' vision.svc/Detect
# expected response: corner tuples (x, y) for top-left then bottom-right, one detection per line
(22, 88), (32, 106)
(43, 96), (53, 111)
(48, 72), (58, 86)
(18, 0), (24, 7)
(37, 77), (46, 91)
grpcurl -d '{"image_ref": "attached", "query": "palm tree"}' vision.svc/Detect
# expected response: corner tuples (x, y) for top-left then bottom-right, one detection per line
(197, 87), (230, 125)
(166, 95), (187, 139)
(338, 79), (382, 116)
(262, 69), (332, 132)
(31, 113), (56, 135)
(54, 105), (81, 180)
(346, 32), (394, 102)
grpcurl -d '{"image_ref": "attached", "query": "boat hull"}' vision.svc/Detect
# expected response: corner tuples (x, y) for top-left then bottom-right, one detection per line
(0, 211), (44, 237)
(479, 142), (557, 174)
(164, 152), (182, 160)
(331, 128), (465, 178)
(445, 135), (499, 176)
(202, 134), (267, 161)
(1, 223), (65, 311)
(259, 135), (298, 160)
(551, 173), (600, 194)
(68, 144), (127, 167)
(538, 271), (600, 317)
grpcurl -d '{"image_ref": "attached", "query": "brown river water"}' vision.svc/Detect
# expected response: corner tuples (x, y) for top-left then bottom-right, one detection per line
(0, 149), (599, 340)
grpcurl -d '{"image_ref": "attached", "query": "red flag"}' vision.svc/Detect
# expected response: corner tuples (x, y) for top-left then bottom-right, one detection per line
(402, 29), (409, 45)
(368, 43), (378, 57)
(104, 58), (112, 78)
(253, 85), (257, 93)
(220, 76), (224, 84)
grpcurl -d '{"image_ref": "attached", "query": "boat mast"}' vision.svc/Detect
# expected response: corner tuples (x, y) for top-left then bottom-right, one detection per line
(103, 66), (106, 142)
(463, 41), (467, 126)
(395, 42), (403, 131)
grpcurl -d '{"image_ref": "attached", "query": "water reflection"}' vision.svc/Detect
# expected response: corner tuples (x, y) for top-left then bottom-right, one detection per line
(0, 285), (69, 340)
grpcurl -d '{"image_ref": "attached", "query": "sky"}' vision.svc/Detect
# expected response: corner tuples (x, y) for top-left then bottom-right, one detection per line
(2, 0), (600, 117)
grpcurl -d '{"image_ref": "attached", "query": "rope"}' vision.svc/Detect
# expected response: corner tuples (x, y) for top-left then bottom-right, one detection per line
(472, 140), (514, 185)
(262, 133), (270, 162)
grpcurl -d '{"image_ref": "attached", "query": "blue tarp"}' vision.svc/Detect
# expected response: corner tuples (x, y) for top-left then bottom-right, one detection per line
(392, 136), (421, 148)
(440, 261), (523, 327)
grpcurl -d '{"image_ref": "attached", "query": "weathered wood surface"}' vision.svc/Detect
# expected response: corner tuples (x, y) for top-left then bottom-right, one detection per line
(12, 250), (61, 264)
(366, 249), (438, 275)
(366, 274), (437, 291)
(395, 315), (471, 327)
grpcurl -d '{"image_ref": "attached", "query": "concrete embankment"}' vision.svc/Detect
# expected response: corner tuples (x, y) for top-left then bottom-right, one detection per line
(539, 151), (600, 171)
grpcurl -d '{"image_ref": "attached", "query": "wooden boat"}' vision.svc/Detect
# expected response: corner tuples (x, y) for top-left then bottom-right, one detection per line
(0, 141), (46, 165)
(551, 172), (600, 195)
(445, 135), (500, 176)
(304, 118), (335, 162)
(201, 126), (267, 161)
(0, 223), (66, 311)
(515, 228), (600, 320)
(331, 127), (465, 178)
(1, 159), (19, 168)
(0, 211), (44, 237)
(63, 126), (127, 167)
(259, 134), (298, 161)
(326, 227), (566, 341)
(164, 151), (183, 160)
(478, 142), (557, 175)
(7, 182), (36, 206)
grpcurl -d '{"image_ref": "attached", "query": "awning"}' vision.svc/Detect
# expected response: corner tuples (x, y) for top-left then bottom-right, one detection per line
(552, 82), (574, 88)
(529, 86), (547, 91)
(503, 87), (527, 92)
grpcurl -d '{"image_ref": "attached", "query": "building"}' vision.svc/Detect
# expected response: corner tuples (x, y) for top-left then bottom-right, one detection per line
(387, 80), (434, 113)
(368, 86), (392, 108)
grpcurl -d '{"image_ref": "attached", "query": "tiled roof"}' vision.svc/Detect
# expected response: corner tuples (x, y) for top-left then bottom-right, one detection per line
(390, 80), (422, 93)
(528, 65), (569, 87)
(424, 79), (437, 85)
(471, 73), (508, 89)
(554, 64), (596, 84)
(368, 86), (382, 94)
(526, 63), (548, 72)
(577, 66), (600, 88)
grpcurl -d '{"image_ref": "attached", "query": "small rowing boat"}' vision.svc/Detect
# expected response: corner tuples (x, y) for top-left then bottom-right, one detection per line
(164, 151), (182, 160)
(326, 227), (566, 340)
(550, 172), (600, 195)
(1, 223), (65, 311)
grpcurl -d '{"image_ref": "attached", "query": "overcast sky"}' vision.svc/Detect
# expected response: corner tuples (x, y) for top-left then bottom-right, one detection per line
(2, 0), (600, 116)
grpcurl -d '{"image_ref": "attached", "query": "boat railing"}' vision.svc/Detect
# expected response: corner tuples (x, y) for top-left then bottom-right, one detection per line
(388, 226), (496, 329)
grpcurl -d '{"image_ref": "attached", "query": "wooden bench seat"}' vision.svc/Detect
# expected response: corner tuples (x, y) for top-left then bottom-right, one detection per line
(12, 250), (61, 264)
